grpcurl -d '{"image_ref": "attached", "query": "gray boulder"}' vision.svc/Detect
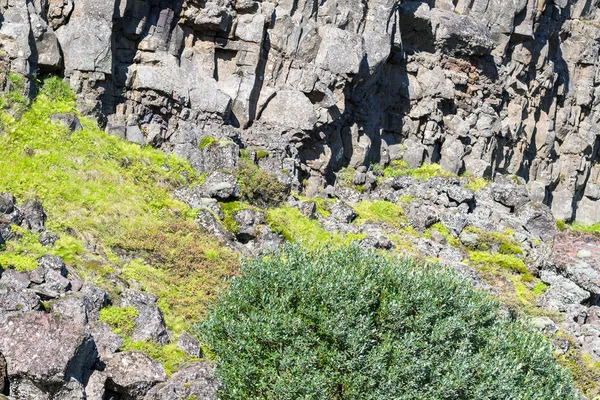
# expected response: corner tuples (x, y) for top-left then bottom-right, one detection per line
(491, 175), (530, 209)
(0, 288), (42, 322)
(0, 270), (30, 290)
(38, 231), (60, 247)
(515, 202), (558, 243)
(233, 209), (264, 242)
(538, 270), (590, 312)
(19, 199), (46, 233)
(329, 201), (357, 223)
(202, 172), (240, 201)
(177, 332), (201, 358)
(0, 312), (97, 394)
(120, 289), (169, 345)
(406, 203), (439, 233)
(89, 322), (123, 360)
(105, 352), (167, 399)
(144, 362), (217, 400)
(50, 113), (83, 132)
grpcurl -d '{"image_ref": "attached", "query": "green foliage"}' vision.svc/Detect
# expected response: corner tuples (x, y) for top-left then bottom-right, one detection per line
(121, 338), (196, 377)
(532, 281), (549, 296)
(570, 221), (600, 234)
(221, 201), (249, 234)
(0, 252), (38, 272)
(383, 161), (456, 181)
(499, 242), (524, 255)
(353, 200), (405, 229)
(469, 250), (533, 281)
(235, 159), (288, 207)
(199, 136), (218, 149)
(198, 245), (578, 400)
(556, 219), (566, 231)
(99, 306), (139, 336)
(39, 76), (75, 103)
(0, 77), (238, 334)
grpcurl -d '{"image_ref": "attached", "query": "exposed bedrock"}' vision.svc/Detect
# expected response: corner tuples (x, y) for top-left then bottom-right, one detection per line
(3, 0), (600, 223)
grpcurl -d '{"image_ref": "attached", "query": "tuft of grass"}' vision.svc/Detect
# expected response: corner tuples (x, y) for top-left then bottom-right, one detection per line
(353, 201), (406, 229)
(121, 338), (197, 377)
(464, 176), (489, 191)
(570, 222), (600, 234)
(99, 306), (139, 336)
(531, 281), (549, 296)
(557, 219), (567, 231)
(256, 150), (269, 161)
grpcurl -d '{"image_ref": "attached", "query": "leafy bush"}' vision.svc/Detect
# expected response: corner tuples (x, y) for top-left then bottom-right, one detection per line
(198, 245), (578, 400)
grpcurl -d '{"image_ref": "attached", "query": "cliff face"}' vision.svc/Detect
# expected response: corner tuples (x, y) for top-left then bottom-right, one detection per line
(2, 0), (600, 223)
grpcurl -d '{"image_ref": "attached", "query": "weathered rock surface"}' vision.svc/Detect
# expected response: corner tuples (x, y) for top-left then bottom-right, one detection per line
(105, 352), (167, 399)
(6, 0), (600, 224)
(0, 312), (97, 397)
(144, 362), (217, 400)
(120, 289), (169, 346)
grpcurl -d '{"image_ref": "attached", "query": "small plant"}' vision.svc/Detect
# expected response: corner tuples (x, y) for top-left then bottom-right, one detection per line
(99, 306), (139, 336)
(383, 160), (456, 181)
(353, 200), (405, 229)
(39, 76), (75, 103)
(255, 150), (269, 161)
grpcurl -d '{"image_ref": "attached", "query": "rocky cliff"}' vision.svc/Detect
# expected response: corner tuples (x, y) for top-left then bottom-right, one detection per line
(4, 0), (600, 223)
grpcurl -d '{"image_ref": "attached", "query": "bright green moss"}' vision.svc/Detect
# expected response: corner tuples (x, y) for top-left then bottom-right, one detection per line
(532, 281), (549, 296)
(469, 251), (532, 281)
(256, 150), (269, 160)
(464, 176), (489, 192)
(266, 207), (362, 249)
(220, 201), (249, 234)
(383, 160), (456, 181)
(99, 306), (139, 336)
(121, 338), (197, 377)
(353, 200), (405, 229)
(199, 136), (218, 149)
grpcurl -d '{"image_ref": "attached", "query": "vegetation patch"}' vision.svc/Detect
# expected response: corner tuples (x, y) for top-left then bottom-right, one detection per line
(382, 160), (456, 181)
(220, 201), (250, 234)
(235, 158), (288, 207)
(0, 77), (238, 334)
(121, 338), (196, 377)
(469, 250), (532, 281)
(353, 200), (405, 229)
(198, 245), (579, 399)
(266, 207), (364, 249)
(199, 136), (218, 149)
(99, 306), (139, 336)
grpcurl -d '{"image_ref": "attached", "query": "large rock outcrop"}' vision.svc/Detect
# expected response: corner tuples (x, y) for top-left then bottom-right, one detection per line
(0, 0), (600, 223)
(4, 0), (600, 222)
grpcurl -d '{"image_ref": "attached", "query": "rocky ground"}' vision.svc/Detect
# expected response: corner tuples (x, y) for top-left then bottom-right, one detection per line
(1, 141), (600, 398)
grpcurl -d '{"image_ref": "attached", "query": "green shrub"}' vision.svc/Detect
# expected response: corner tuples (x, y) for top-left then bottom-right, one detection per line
(99, 306), (139, 336)
(198, 245), (578, 400)
(235, 159), (288, 207)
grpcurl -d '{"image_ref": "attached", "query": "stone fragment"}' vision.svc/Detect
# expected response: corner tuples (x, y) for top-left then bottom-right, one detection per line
(0, 313), (97, 391)
(50, 113), (83, 132)
(105, 352), (167, 398)
(144, 362), (217, 400)
(178, 332), (202, 358)
(120, 289), (169, 345)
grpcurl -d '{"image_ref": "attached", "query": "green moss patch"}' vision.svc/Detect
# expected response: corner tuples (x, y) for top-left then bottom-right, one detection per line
(99, 306), (139, 336)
